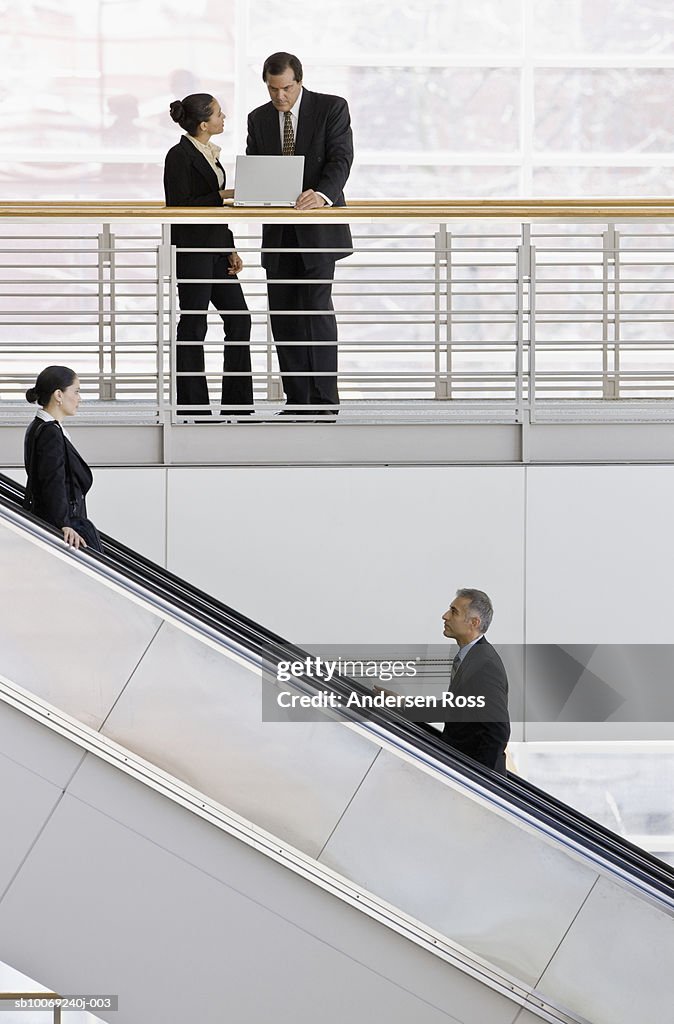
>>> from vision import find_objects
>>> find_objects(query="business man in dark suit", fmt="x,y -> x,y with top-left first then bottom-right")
246,52 -> 353,416
436,589 -> 511,774
164,94 -> 252,417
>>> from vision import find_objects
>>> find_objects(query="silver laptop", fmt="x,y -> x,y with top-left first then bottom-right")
233,155 -> 305,207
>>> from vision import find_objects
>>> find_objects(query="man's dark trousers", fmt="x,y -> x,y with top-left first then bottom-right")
266,225 -> 338,408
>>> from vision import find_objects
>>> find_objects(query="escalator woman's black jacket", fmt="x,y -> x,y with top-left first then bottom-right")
24,418 -> 93,529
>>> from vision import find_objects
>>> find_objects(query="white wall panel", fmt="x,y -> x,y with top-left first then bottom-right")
88,468 -> 167,567
526,466 -> 674,644
0,753 -> 64,898
166,467 -> 526,645
100,620 -> 380,857
538,875 -> 674,1024
319,748 -> 598,986
0,700 -> 84,787
14,462 -> 674,650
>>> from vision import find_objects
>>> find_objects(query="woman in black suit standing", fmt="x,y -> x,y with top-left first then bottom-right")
24,366 -> 102,552
164,94 -> 253,418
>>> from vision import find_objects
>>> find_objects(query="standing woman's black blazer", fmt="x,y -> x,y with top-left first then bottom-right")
163,135 -> 235,252
24,418 -> 93,529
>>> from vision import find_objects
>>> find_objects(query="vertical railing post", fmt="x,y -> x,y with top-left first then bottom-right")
265,306 -> 283,402
516,223 -> 533,422
433,222 -> 443,399
614,227 -> 621,399
603,223 -> 618,399
96,223 -> 113,400
108,226 -> 117,399
434,223 -> 451,399
261,224 -> 283,403
528,232 -> 536,421
157,223 -> 172,424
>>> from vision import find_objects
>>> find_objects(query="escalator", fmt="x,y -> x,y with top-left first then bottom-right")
0,472 -> 672,1024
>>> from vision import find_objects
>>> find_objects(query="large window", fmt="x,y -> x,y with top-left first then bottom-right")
2,0 -> 673,199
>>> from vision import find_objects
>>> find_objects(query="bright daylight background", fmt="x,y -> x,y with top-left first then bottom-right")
1,0 -> 674,199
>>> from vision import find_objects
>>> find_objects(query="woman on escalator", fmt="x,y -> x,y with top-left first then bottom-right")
23,365 -> 102,552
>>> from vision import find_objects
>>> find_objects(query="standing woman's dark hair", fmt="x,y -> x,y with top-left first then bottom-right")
23,367 -> 102,552
163,92 -> 253,418
169,94 -> 216,137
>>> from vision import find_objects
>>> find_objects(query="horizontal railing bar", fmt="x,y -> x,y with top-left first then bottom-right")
0,281 -> 158,287
0,234 -> 101,239
0,247 -> 158,254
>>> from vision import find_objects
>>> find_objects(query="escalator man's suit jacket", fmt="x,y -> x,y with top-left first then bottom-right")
440,636 -> 511,774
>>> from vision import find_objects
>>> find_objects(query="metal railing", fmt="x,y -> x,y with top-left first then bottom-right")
1,200 -> 674,424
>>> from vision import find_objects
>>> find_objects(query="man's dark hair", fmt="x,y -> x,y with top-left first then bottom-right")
456,589 -> 494,632
263,52 -> 303,83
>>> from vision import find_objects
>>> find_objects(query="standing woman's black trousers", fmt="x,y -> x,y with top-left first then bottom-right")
176,250 -> 253,415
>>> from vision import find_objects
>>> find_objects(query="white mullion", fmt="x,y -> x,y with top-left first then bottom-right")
520,0 -> 535,196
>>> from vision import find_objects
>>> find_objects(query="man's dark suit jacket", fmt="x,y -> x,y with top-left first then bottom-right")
439,636 -> 511,774
24,419 -> 93,529
163,135 -> 235,252
246,88 -> 354,270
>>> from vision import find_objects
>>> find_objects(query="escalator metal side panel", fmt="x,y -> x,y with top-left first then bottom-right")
318,745 -> 600,986
0,702 -> 534,1024
0,519 -> 163,729
537,874 -> 674,1024
98,617 -> 381,858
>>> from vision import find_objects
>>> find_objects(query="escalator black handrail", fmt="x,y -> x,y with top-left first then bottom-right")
1,471 -> 673,903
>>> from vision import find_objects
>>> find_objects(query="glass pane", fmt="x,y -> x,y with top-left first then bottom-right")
352,165 -> 520,198
0,0 -> 237,200
296,67 -> 520,152
247,0 -> 522,55
533,165 -> 674,197
5,2 -> 674,206
535,69 -> 674,152
534,0 -> 674,55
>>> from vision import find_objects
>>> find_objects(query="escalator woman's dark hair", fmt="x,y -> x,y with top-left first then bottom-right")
26,366 -> 77,407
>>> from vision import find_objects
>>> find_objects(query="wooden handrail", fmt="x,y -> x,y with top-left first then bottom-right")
1,198 -> 674,219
